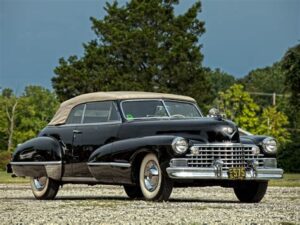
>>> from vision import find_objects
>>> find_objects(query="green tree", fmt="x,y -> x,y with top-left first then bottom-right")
257,106 -> 290,145
52,0 -> 212,108
0,89 -> 18,151
215,84 -> 260,133
14,86 -> 59,145
282,43 -> 300,128
208,68 -> 236,100
278,131 -> 300,172
0,99 -> 6,149
0,86 -> 59,151
239,62 -> 286,107
277,43 -> 300,172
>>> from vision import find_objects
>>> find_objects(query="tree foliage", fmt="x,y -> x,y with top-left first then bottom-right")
0,89 -> 18,151
215,84 -> 259,133
282,44 -> 300,108
208,68 -> 236,101
240,62 -> 285,94
281,43 -> 300,129
239,62 -> 286,107
52,0 -> 212,107
0,86 -> 59,151
257,106 -> 290,145
215,84 -> 290,145
278,131 -> 300,172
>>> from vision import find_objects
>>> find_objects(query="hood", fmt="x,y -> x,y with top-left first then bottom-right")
118,117 -> 239,143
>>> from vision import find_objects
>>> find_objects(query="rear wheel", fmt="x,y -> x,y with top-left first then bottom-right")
234,181 -> 268,203
30,176 -> 59,200
139,153 -> 173,201
123,185 -> 143,199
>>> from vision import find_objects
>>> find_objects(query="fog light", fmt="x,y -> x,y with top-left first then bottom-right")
190,146 -> 198,155
170,159 -> 188,167
263,158 -> 277,168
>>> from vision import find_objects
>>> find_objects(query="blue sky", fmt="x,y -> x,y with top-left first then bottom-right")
0,0 -> 299,93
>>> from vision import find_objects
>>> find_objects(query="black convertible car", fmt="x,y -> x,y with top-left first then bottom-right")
7,91 -> 283,202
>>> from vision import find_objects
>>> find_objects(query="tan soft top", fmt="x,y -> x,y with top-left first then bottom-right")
49,91 -> 196,125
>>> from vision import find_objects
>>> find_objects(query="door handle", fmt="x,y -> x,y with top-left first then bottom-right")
73,129 -> 82,134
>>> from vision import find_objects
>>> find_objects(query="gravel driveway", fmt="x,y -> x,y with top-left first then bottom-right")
0,184 -> 299,225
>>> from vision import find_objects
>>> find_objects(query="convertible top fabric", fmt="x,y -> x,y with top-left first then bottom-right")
49,91 -> 196,125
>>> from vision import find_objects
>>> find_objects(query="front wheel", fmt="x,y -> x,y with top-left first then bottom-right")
139,153 -> 173,201
233,181 -> 268,203
123,185 -> 143,199
30,176 -> 60,200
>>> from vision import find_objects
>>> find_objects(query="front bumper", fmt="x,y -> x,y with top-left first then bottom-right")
166,166 -> 283,180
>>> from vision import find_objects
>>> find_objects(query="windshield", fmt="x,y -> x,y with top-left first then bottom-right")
121,100 -> 201,120
164,101 -> 201,118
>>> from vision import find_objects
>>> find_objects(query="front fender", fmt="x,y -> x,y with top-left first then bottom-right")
240,135 -> 268,146
10,137 -> 63,180
87,135 -> 178,184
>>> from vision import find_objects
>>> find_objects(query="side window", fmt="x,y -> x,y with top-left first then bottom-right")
66,104 -> 84,124
83,101 -> 120,124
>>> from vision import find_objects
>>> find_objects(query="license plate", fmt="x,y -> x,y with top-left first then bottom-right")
228,167 -> 246,179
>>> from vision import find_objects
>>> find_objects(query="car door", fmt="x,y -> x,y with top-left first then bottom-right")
57,104 -> 85,177
71,101 -> 121,177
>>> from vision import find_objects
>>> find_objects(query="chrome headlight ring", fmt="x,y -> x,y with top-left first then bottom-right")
171,137 -> 189,155
262,137 -> 277,154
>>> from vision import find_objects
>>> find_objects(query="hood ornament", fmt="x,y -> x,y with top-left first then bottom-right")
208,108 -> 226,120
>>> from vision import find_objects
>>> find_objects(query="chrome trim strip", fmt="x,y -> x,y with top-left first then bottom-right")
10,161 -> 62,166
191,143 -> 256,148
80,104 -> 87,124
238,128 -> 253,136
61,177 -> 98,182
161,100 -> 171,117
87,162 -> 131,168
59,121 -> 122,127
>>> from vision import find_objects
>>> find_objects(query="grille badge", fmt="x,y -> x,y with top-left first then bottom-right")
223,126 -> 234,135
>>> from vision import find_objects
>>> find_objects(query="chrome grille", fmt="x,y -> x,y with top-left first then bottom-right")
186,144 -> 264,170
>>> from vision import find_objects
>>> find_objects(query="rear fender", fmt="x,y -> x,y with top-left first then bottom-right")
10,137 -> 63,180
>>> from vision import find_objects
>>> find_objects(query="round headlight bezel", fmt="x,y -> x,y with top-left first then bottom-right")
171,137 -> 189,155
262,137 -> 277,154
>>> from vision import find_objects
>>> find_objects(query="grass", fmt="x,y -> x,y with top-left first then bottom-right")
0,170 -> 28,184
0,170 -> 299,187
269,173 -> 300,187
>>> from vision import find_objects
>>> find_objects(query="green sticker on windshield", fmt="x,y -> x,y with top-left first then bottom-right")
126,114 -> 134,120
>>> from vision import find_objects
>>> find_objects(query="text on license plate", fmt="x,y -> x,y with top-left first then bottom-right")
228,167 -> 246,179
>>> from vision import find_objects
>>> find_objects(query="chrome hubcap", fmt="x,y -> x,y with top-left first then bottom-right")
144,160 -> 159,192
33,177 -> 47,190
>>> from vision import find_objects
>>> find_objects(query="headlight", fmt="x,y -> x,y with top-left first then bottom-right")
171,137 -> 189,154
262,137 -> 277,154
